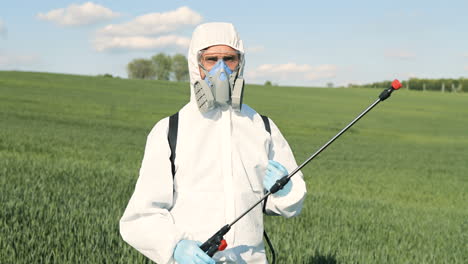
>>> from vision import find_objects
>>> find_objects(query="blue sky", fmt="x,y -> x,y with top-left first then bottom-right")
1,0 -> 467,87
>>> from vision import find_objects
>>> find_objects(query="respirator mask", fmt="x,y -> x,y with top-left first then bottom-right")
194,49 -> 245,113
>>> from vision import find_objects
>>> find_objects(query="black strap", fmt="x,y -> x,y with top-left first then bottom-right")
259,115 -> 276,264
261,114 -> 272,213
260,115 -> 271,135
168,112 -> 179,177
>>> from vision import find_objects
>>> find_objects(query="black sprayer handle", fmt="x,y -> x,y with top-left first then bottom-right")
269,176 -> 290,194
199,224 -> 230,257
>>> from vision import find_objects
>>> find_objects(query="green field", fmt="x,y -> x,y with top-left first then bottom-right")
0,71 -> 466,263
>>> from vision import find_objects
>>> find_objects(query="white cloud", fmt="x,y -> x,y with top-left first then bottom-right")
464,65 -> 468,71
93,35 -> 191,52
306,64 -> 338,80
93,6 -> 202,52
384,49 -> 416,59
247,63 -> 338,84
97,6 -> 202,36
463,53 -> 468,58
37,2 -> 120,26
0,19 -> 7,38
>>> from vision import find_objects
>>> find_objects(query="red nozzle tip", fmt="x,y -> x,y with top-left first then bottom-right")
218,239 -> 227,251
392,79 -> 402,90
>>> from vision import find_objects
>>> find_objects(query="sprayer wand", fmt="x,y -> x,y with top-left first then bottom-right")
200,79 -> 403,258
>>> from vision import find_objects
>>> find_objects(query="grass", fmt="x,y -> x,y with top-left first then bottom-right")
0,71 -> 467,263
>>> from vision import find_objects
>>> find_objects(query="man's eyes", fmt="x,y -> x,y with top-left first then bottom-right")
205,56 -> 238,62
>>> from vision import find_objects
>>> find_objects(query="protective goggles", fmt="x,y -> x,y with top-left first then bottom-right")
198,50 -> 242,71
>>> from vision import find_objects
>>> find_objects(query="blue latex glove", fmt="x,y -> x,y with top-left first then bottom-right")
263,160 -> 292,197
174,240 -> 215,264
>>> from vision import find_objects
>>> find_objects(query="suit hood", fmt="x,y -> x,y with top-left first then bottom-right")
187,22 -> 245,103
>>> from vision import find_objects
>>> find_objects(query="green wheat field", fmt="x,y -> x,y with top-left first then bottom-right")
1,71 -> 467,263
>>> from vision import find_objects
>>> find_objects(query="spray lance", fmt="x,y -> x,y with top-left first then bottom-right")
200,79 -> 403,258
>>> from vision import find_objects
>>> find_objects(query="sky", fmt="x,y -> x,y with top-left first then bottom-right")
1,0 -> 467,87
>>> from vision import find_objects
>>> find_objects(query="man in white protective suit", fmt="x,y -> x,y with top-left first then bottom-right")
120,22 -> 307,264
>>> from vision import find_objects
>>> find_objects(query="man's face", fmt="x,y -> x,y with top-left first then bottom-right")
198,45 -> 240,79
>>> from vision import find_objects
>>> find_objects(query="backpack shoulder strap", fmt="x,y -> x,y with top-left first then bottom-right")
259,114 -> 277,263
260,114 -> 271,135
261,113 -> 272,213
168,112 -> 179,177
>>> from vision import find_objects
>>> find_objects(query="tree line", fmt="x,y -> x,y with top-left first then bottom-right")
351,77 -> 468,92
127,53 -> 189,81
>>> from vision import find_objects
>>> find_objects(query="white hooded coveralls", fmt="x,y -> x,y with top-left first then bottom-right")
120,23 -> 307,264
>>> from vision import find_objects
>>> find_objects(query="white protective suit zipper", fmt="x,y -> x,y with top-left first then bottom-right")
221,108 -> 236,246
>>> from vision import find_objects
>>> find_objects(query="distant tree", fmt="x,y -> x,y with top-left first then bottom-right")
127,59 -> 156,79
326,82 -> 334,88
348,77 -> 468,93
264,80 -> 272,86
152,53 -> 172,80
97,73 -> 113,78
172,54 -> 189,81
